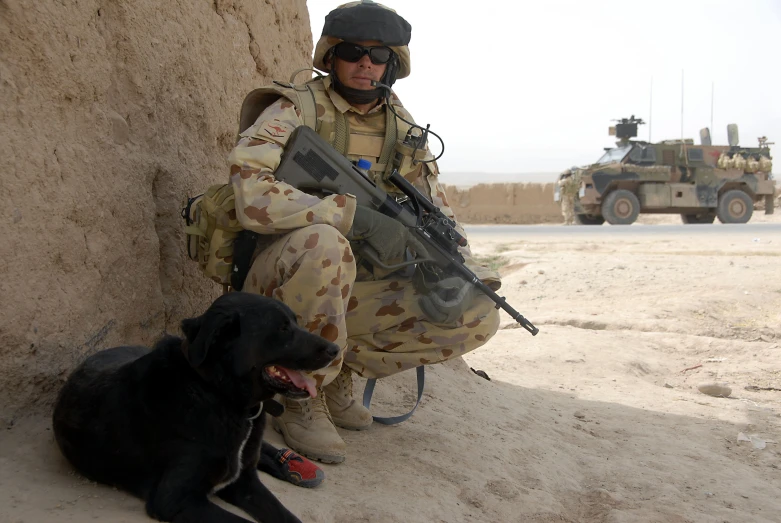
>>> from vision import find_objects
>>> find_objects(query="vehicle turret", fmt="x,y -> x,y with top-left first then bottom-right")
609,115 -> 645,146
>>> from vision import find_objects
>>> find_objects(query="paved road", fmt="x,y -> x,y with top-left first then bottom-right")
465,223 -> 781,237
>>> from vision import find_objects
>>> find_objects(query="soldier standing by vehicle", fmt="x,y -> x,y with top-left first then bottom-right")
558,171 -> 579,225
227,1 -> 501,464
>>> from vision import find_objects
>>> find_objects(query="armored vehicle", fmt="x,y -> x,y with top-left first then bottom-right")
555,117 -> 775,225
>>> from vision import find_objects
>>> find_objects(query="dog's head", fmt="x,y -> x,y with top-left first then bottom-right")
180,293 -> 340,403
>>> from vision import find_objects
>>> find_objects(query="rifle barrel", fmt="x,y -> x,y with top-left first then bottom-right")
454,263 -> 539,336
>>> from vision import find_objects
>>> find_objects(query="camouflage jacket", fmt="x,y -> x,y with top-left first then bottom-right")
559,172 -> 580,197
228,76 -> 500,287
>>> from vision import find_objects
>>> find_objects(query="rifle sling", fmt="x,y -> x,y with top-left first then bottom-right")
362,365 -> 425,425
230,229 -> 260,292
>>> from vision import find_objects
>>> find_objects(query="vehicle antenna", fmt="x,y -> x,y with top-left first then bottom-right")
710,81 -> 714,141
648,76 -> 653,142
681,70 -> 688,165
680,70 -> 684,141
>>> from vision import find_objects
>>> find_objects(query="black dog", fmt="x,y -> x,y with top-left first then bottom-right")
53,292 -> 339,523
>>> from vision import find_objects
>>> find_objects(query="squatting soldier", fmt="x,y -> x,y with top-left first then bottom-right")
228,1 -> 501,463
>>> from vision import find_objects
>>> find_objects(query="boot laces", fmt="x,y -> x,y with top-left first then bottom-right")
335,366 -> 353,396
285,394 -> 330,422
307,389 -> 334,423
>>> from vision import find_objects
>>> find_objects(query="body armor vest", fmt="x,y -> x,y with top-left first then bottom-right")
238,75 -> 427,196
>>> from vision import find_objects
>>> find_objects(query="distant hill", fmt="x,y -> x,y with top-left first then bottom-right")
440,171 -> 559,187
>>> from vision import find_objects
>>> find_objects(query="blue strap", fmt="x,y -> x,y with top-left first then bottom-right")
362,366 -> 425,425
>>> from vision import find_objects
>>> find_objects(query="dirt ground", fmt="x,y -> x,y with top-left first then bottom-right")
2,213 -> 780,523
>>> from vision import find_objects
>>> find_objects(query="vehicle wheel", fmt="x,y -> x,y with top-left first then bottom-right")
716,190 -> 753,224
601,189 -> 640,225
681,212 -> 716,224
574,214 -> 605,225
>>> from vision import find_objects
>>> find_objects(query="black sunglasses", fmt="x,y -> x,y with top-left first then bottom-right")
333,42 -> 394,65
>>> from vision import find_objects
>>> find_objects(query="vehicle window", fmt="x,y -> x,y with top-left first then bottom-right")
595,145 -> 632,165
628,146 -> 657,163
687,148 -> 704,162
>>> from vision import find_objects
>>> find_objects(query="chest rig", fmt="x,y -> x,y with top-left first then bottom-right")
239,74 -> 427,195
308,78 -> 428,194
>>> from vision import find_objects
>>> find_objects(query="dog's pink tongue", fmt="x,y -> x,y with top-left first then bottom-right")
279,368 -> 318,398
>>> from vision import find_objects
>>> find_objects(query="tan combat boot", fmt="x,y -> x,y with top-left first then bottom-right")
273,392 -> 346,464
324,366 -> 373,431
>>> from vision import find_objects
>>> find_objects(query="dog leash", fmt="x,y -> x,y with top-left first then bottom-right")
247,402 -> 264,420
361,365 -> 424,425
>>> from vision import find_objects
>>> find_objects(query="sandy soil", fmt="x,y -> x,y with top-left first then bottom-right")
2,214 -> 780,523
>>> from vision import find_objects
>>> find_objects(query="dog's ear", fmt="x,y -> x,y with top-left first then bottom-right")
183,311 -> 241,368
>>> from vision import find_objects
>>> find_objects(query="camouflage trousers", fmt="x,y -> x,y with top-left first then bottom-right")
244,224 -> 500,388
561,195 -> 575,225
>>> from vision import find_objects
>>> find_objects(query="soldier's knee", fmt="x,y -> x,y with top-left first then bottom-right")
293,224 -> 356,273
484,307 -> 500,337
297,224 -> 349,248
464,296 -> 500,337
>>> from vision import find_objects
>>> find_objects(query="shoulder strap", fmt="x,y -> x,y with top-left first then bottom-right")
303,79 -> 349,154
287,69 -> 320,133
380,107 -> 398,178
236,70 -> 324,140
237,87 -> 290,139
332,111 -> 349,156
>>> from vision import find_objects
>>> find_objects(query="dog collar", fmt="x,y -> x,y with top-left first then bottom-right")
247,402 -> 263,421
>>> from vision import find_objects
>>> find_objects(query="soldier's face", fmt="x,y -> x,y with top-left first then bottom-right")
329,40 -> 388,91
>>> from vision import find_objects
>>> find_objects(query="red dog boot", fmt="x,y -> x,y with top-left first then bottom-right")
259,443 -> 325,488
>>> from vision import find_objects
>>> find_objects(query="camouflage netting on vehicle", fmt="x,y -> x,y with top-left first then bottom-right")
717,153 -> 773,173
718,153 -> 747,170
746,156 -> 773,173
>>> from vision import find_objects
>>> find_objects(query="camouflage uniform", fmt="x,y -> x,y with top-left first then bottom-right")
229,76 -> 501,389
559,173 -> 579,225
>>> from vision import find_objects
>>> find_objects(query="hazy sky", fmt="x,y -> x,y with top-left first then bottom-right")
306,0 -> 781,174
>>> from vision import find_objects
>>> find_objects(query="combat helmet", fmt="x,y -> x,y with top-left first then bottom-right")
313,0 -> 411,101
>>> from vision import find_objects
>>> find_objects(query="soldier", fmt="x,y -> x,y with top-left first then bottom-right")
558,171 -> 579,225
228,0 -> 501,464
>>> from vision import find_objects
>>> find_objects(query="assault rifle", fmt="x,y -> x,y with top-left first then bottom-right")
245,125 -> 538,335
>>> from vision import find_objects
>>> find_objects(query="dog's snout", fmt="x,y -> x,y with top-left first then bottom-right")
292,329 -> 342,369
322,340 -> 340,361
301,330 -> 340,358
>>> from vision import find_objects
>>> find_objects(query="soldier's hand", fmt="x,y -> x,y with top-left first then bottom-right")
347,205 -> 428,263
418,275 -> 477,325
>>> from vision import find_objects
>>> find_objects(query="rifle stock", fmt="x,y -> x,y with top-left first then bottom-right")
275,125 -> 538,336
